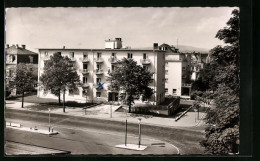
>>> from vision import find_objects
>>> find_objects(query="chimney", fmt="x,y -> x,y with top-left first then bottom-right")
153,43 -> 158,50
22,45 -> 26,49
6,44 -> 9,48
63,46 -> 65,49
16,44 -> 19,48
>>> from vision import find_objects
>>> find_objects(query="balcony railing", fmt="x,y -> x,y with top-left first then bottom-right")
80,69 -> 89,74
95,69 -> 103,75
94,57 -> 103,63
182,83 -> 192,87
79,57 -> 90,62
108,56 -> 118,64
140,59 -> 151,65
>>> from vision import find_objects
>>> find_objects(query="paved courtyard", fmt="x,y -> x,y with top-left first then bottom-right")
5,99 -> 206,128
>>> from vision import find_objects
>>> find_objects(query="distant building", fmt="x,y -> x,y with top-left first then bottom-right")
37,38 -> 166,105
5,44 -> 38,95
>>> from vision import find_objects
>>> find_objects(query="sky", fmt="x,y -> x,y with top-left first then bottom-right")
5,7 -> 237,52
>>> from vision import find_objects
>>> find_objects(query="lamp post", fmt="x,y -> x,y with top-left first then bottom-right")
138,118 -> 142,148
48,108 -> 51,132
125,108 -> 128,146
194,108 -> 197,123
110,100 -> 113,118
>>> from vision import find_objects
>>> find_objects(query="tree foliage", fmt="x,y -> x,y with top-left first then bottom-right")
40,53 -> 80,112
107,58 -> 153,112
9,63 -> 37,108
200,9 -> 240,154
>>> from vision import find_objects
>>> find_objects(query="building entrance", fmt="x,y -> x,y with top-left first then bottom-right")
108,92 -> 118,102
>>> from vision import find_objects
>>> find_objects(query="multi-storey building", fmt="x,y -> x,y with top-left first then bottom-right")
37,38 -> 165,105
160,43 -> 191,98
5,44 -> 38,95
161,43 -> 210,99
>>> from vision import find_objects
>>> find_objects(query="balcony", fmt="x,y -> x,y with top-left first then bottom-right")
80,69 -> 89,74
41,55 -> 50,60
182,83 -> 192,87
94,57 -> 103,63
165,57 -> 182,61
79,57 -> 90,63
82,83 -> 89,88
108,56 -> 118,64
69,57 -> 76,61
140,59 -> 151,65
95,69 -> 103,75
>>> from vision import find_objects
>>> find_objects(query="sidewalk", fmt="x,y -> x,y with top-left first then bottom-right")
5,100 -> 206,128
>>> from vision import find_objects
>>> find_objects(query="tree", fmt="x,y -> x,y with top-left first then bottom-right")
107,58 -> 153,112
9,63 -> 37,108
40,53 -> 80,112
200,9 -> 240,154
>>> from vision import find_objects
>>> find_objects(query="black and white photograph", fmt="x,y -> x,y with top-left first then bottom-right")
5,7 -> 240,155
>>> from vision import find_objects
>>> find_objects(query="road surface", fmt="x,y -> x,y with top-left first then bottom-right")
5,109 -> 205,155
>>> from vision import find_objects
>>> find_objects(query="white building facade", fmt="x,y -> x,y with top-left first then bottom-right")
37,39 -> 165,105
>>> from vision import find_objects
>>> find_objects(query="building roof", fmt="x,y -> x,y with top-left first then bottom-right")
5,45 -> 38,55
37,48 -> 165,52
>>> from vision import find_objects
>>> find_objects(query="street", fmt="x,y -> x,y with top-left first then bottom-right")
5,109 -> 205,155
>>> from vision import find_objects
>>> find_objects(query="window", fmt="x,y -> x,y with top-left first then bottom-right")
182,67 -> 186,70
97,64 -> 101,70
165,70 -> 168,74
143,53 -> 147,59
96,78 -> 101,84
165,88 -> 168,93
97,52 -> 102,58
57,52 -> 61,56
142,95 -> 148,102
83,77 -> 87,83
111,65 -> 115,71
112,53 -> 116,57
9,55 -> 15,63
173,89 -> 177,94
127,53 -> 133,59
83,63 -> 88,69
96,92 -> 101,98
83,53 -> 88,58
9,69 -> 13,77
82,89 -> 87,97
29,56 -> 33,63
165,78 -> 168,82
143,65 -> 149,71
70,52 -> 74,58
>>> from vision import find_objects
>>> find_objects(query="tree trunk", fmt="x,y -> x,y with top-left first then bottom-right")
128,94 -> 132,113
21,91 -> 24,108
63,90 -> 65,113
58,92 -> 61,105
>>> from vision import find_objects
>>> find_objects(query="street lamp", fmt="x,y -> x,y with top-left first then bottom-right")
138,117 -> 142,148
48,108 -> 51,132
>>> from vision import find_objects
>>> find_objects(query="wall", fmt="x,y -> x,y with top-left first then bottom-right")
165,61 -> 182,96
